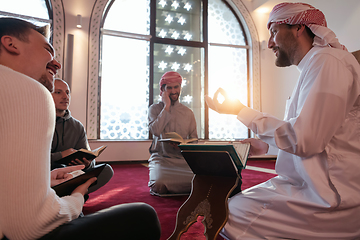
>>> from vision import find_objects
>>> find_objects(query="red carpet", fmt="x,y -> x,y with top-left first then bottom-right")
83,160 -> 276,239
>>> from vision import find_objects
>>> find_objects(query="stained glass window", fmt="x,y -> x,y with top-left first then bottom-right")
100,0 -> 249,140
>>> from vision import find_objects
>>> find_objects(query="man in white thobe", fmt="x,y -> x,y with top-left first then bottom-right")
148,71 -> 198,195
207,2 -> 360,239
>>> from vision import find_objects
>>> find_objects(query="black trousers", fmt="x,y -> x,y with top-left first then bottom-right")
3,203 -> 161,240
40,202 -> 161,240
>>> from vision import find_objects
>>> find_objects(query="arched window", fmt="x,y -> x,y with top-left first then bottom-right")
90,0 -> 260,140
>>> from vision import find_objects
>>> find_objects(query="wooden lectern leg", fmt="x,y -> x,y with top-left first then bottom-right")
168,175 -> 239,240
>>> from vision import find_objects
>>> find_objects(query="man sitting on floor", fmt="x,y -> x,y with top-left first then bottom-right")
148,71 -> 198,195
51,78 -> 113,193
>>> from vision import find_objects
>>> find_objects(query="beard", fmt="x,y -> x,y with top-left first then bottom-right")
38,74 -> 54,92
170,93 -> 179,104
275,48 -> 292,67
275,32 -> 298,67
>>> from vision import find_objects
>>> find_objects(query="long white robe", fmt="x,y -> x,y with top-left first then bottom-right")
222,46 -> 360,239
148,101 -> 198,194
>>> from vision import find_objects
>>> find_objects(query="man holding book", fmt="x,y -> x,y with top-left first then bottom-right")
206,2 -> 360,239
148,71 -> 198,195
50,78 -> 113,193
51,78 -> 92,169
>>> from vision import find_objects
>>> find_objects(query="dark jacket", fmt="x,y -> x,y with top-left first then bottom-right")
51,110 -> 90,168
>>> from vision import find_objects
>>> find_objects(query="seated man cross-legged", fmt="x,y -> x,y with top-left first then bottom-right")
51,78 -> 113,194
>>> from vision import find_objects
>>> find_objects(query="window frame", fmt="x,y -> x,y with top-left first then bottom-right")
87,0 -> 261,140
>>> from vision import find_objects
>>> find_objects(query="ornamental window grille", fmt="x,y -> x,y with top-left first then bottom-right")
100,0 -> 250,140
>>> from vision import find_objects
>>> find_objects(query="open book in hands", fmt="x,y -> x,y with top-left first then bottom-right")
56,145 -> 107,165
52,163 -> 106,197
159,132 -> 198,144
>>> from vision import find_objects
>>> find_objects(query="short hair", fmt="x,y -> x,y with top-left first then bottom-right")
0,17 -> 50,43
54,78 -> 71,90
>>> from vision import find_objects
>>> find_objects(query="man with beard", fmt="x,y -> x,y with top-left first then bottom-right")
0,18 -> 160,240
148,71 -> 198,195
206,2 -> 360,239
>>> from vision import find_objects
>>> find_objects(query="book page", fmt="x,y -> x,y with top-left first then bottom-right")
163,132 -> 184,142
78,148 -> 93,155
161,132 -> 198,144
203,141 -> 250,166
69,170 -> 85,178
91,145 -> 107,156
232,142 -> 250,166
183,138 -> 198,144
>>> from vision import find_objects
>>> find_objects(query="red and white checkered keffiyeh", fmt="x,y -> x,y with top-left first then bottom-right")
159,71 -> 183,95
267,2 -> 347,51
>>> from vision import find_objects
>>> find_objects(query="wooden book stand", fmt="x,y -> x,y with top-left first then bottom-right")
167,174 -> 239,240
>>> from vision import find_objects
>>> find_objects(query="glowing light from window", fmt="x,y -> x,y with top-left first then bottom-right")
184,63 -> 192,72
165,14 -> 173,24
182,95 -> 193,104
158,61 -> 167,70
171,1 -> 180,9
178,16 -> 186,25
183,32 -> 192,41
171,62 -> 180,71
171,31 -> 180,39
165,46 -> 174,54
177,47 -> 186,56
182,79 -> 187,87
159,29 -> 167,38
158,0 -> 167,8
184,2 -> 192,11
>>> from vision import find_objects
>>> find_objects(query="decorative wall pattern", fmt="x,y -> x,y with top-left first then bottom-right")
50,0 -> 65,79
87,0 -> 111,139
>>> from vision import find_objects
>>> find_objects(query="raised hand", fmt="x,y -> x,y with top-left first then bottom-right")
206,88 -> 245,115
162,90 -> 171,111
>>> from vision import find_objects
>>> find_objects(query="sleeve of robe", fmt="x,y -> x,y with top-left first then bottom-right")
148,103 -> 172,137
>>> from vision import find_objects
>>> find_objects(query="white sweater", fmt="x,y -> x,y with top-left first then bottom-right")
0,65 -> 84,240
